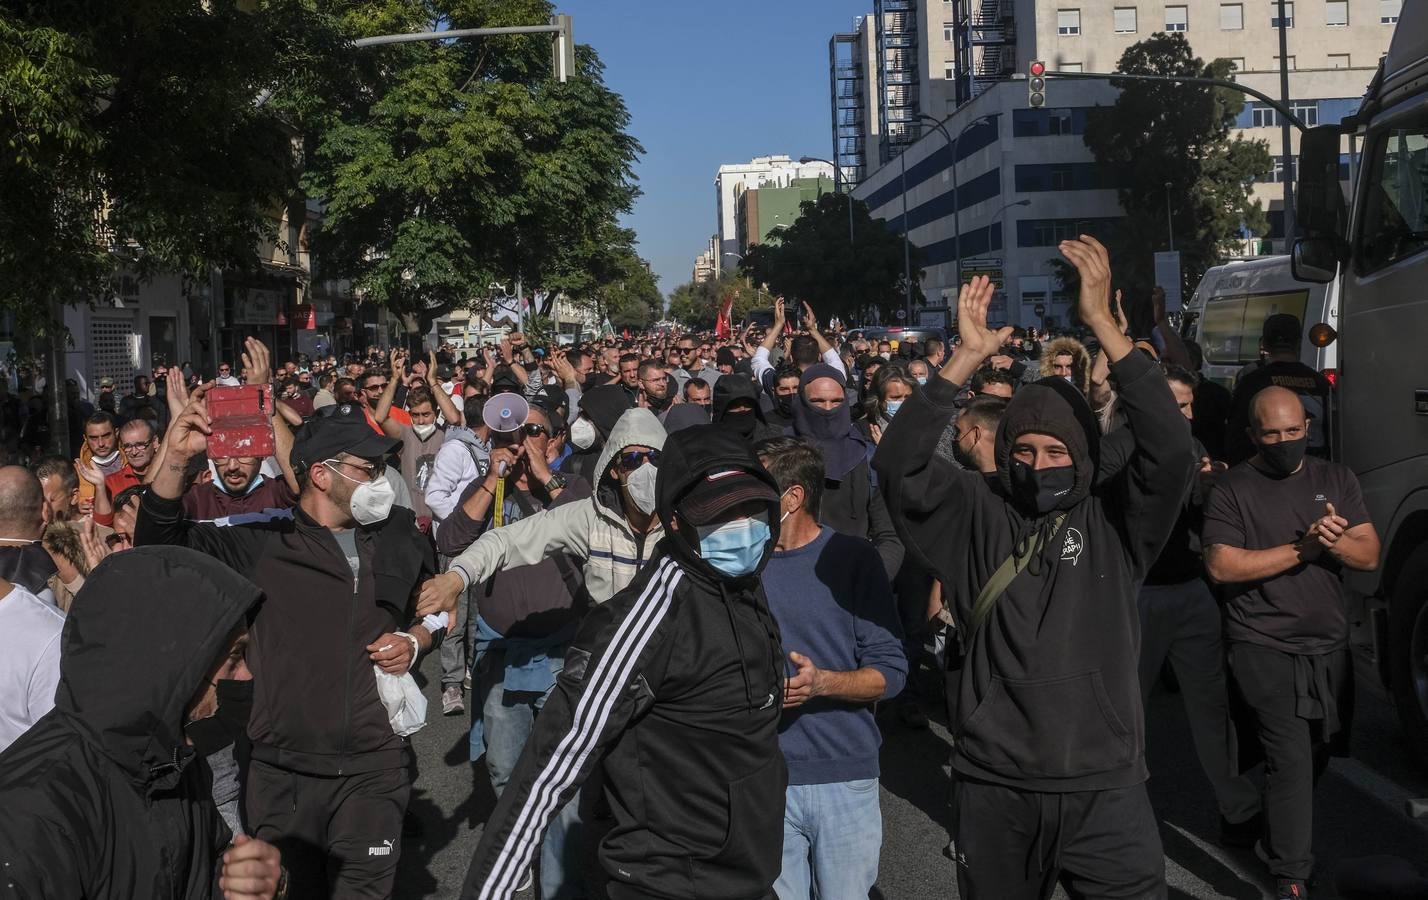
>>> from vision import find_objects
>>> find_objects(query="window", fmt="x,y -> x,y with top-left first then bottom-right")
943,22 -> 954,42
1057,9 -> 1081,35
1049,165 -> 1074,190
1252,104 -> 1279,127
1277,55 -> 1297,70
1292,101 -> 1319,126
1113,6 -> 1138,32
1325,0 -> 1348,25
1227,57 -> 1246,72
944,58 -> 956,79
1220,3 -> 1244,28
1358,121 -> 1428,271
1381,0 -> 1400,23
1166,5 -> 1189,30
1048,108 -> 1074,135
1328,53 -> 1351,68
1060,62 -> 1084,72
1271,2 -> 1294,27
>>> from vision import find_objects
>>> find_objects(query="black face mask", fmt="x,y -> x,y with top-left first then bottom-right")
184,678 -> 254,756
721,409 -> 757,438
952,428 -> 979,471
646,391 -> 673,413
774,395 -> 794,419
1257,436 -> 1307,477
1009,459 -> 1075,515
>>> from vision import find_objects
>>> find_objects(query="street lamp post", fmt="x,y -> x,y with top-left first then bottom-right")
900,148 -> 912,322
1164,181 -> 1175,251
918,113 -> 991,293
800,156 -> 854,249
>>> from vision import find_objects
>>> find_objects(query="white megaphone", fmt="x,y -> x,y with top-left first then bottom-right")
482,393 -> 530,475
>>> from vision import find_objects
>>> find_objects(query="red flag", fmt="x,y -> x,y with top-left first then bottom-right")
622,327 -> 631,340
714,293 -> 734,340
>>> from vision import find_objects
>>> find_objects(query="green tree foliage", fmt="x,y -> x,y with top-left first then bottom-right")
666,271 -> 765,330
0,1 -> 315,327
737,193 -> 922,324
1082,33 -> 1271,299
298,0 -> 645,336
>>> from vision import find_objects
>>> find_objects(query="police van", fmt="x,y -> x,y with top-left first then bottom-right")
1290,3 -> 1428,762
1182,256 -> 1339,391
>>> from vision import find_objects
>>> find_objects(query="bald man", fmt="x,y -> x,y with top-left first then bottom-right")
0,466 -> 57,603
1202,386 -> 1380,896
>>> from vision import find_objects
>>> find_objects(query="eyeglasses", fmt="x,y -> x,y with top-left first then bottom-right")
618,449 -> 661,471
120,439 -> 153,452
324,458 -> 379,480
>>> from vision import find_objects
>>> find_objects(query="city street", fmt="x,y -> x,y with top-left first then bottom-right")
396,647 -> 1428,899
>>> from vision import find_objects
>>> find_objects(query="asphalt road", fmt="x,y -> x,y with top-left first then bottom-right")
395,649 -> 1428,899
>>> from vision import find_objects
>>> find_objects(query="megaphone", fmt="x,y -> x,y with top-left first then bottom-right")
482,393 -> 530,476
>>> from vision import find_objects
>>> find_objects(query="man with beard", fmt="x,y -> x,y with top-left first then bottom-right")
75,412 -> 126,513
137,396 -> 438,899
1204,386 -> 1380,898
637,358 -> 677,420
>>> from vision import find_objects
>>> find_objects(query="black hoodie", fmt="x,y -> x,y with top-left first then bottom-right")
873,351 -> 1192,792
463,425 -> 787,900
713,372 -> 784,443
0,546 -> 260,898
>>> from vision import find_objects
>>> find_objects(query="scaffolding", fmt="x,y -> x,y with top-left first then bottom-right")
875,0 -> 920,163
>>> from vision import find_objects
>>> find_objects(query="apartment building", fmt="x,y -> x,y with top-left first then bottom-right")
844,0 -> 1399,327
713,156 -> 834,276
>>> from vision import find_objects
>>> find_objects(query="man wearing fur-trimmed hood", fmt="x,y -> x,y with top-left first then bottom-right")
1038,336 -> 1093,397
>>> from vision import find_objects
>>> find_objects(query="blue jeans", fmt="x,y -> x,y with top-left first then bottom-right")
775,779 -> 882,900
475,648 -> 587,898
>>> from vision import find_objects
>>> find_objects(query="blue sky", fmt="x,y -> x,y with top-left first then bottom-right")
561,0 -> 873,299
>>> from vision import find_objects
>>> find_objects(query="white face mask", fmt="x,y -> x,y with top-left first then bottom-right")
412,423 -> 438,440
624,462 -> 658,515
570,416 -> 597,450
327,463 -> 396,525
91,448 -> 120,467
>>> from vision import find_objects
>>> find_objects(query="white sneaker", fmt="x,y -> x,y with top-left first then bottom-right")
441,684 -> 465,716
516,869 -> 533,892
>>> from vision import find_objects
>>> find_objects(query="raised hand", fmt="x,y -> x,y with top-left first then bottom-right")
800,301 -> 820,333
164,365 -> 190,421
165,382 -> 214,461
1059,236 -> 1114,329
955,275 -> 1013,359
241,337 -> 272,387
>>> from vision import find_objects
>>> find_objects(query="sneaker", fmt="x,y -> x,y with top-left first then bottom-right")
442,684 -> 465,716
1275,878 -> 1308,899
1219,810 -> 1263,847
516,869 -> 533,892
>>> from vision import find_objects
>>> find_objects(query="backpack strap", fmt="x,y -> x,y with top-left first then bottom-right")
969,512 -> 1067,631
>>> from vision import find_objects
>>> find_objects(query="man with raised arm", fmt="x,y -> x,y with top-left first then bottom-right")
873,236 -> 1193,899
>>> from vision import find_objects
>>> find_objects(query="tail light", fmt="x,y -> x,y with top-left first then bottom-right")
1324,368 -> 1338,389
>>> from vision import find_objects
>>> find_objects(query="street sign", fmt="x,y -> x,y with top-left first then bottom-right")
1034,303 -> 1046,317
1154,251 -> 1183,313
961,257 -> 1005,286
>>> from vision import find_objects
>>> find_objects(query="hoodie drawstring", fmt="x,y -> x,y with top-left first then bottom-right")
720,583 -> 756,709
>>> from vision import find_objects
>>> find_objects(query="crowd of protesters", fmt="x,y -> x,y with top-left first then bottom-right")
0,234 -> 1390,900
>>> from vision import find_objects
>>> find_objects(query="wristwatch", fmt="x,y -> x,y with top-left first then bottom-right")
544,473 -> 567,494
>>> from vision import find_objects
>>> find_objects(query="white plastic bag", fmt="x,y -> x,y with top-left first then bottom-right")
374,665 -> 428,737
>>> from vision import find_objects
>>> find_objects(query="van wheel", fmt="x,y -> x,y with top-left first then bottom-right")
1389,546 -> 1428,769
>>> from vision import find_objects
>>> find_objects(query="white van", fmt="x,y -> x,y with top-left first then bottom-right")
1182,256 -> 1339,391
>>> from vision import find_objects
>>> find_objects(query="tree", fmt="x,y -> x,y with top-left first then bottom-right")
666,271 -> 762,330
1082,33 -> 1271,299
296,0 -> 643,339
737,193 -> 922,324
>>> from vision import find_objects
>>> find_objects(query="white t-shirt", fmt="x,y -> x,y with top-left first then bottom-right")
0,584 -> 64,752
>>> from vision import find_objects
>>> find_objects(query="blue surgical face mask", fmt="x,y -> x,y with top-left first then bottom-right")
916,377 -> 928,386
885,399 -> 903,418
696,512 -> 771,578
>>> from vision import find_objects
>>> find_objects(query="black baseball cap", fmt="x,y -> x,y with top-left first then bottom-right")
1261,313 -> 1302,352
678,468 -> 779,526
290,403 -> 399,471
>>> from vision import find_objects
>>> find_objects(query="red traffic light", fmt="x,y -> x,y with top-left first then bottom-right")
1030,60 -> 1046,77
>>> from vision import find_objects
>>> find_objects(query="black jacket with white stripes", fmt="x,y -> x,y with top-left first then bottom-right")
463,425 -> 787,900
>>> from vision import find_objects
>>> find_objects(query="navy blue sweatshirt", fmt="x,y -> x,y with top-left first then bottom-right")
763,527 -> 907,785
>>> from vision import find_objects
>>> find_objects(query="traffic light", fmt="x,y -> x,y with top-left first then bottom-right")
1028,60 -> 1047,108
551,14 -> 575,83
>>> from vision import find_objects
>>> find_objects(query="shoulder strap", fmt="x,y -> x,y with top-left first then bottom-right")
970,513 -> 1067,631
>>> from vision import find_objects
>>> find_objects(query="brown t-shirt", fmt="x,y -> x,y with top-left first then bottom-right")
1202,456 -> 1371,653
399,426 -> 446,521
182,477 -> 297,522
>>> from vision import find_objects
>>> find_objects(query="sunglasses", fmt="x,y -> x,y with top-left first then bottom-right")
519,423 -> 552,438
618,449 -> 661,471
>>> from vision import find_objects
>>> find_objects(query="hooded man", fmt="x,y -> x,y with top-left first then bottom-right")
713,372 -> 784,443
789,363 -> 903,580
0,546 -> 284,899
1037,336 -> 1093,396
873,237 -> 1192,899
461,425 -> 788,900
136,395 -> 439,899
